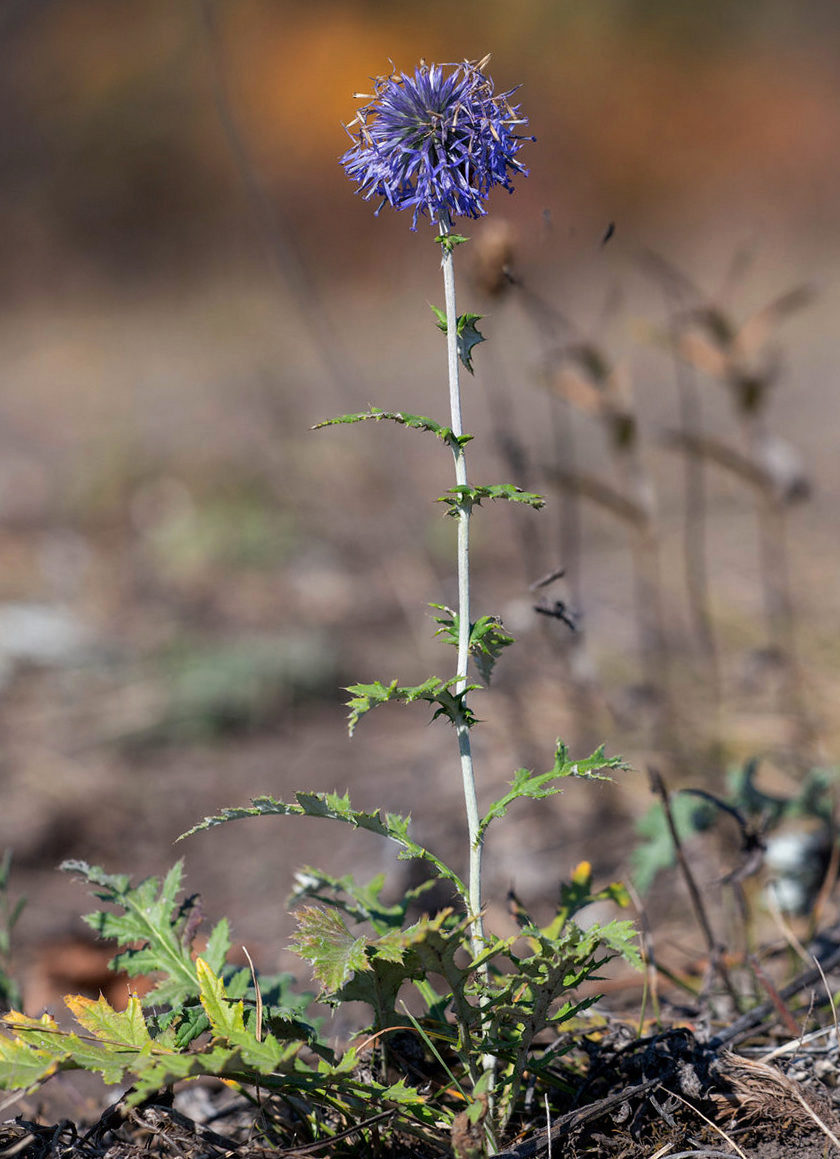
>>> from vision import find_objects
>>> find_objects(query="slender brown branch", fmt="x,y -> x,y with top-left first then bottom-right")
649,769 -> 740,1007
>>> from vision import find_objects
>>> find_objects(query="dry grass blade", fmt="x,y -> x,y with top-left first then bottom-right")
666,1089 -> 747,1159
645,1143 -> 674,1158
714,1050 -> 840,1150
811,953 -> 839,1051
664,1152 -> 753,1158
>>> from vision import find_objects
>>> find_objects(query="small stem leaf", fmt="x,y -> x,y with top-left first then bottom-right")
314,406 -> 472,450
430,307 -> 486,374
470,616 -> 514,685
437,483 -> 545,516
430,604 -> 458,649
431,607 -> 514,684
478,743 -> 624,842
430,303 -> 447,331
454,313 -> 485,374
435,232 -> 470,252
345,676 -> 479,734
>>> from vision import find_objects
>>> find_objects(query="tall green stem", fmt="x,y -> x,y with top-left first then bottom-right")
439,217 -> 499,1151
439,218 -> 484,954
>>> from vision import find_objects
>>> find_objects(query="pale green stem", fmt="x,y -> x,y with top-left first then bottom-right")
439,219 -> 498,1149
439,217 -> 483,951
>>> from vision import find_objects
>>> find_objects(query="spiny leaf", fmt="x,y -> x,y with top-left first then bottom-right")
0,1015 -> 62,1089
65,993 -> 151,1051
434,232 -> 470,252
468,615 -> 514,684
431,606 -> 514,684
328,911 -> 469,1027
478,743 -> 623,841
289,867 -> 438,935
203,918 -> 231,975
313,406 -> 472,450
61,860 -> 201,1007
344,676 -> 478,734
430,306 -> 486,374
182,792 -> 466,895
437,483 -> 545,516
290,907 -> 371,995
196,957 -> 246,1040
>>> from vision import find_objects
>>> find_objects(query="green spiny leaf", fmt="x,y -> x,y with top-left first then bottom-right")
203,918 -> 231,975
479,743 -> 622,841
344,676 -> 478,734
430,307 -> 486,374
61,860 -> 200,1007
434,232 -> 469,252
0,1014 -> 62,1089
313,406 -> 472,450
437,483 -> 545,516
65,993 -> 151,1050
432,607 -> 515,684
289,867 -> 438,935
183,793 -> 466,895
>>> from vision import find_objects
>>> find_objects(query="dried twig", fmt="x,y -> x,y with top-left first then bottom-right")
649,770 -> 740,1007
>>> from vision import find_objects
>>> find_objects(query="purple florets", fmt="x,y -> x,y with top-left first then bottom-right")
341,58 -> 532,230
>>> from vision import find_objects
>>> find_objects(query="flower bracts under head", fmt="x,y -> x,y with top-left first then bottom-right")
341,57 -> 532,229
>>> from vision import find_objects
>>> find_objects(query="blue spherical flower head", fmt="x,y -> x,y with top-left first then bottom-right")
341,57 -> 532,230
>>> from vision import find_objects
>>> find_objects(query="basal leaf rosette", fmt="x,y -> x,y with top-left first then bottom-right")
341,57 -> 532,229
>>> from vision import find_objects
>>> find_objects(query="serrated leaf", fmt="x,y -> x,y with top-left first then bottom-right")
589,919 -> 641,968
434,232 -> 469,252
469,615 -> 514,684
0,1015 -> 62,1089
431,607 -> 514,685
183,792 -> 466,897
313,406 -> 472,450
479,742 -> 622,841
344,676 -> 478,735
437,483 -> 545,516
289,867 -> 438,936
65,993 -> 151,1050
330,910 -> 465,1028
290,907 -> 371,995
430,307 -> 486,373
196,957 -> 246,1039
380,1075 -> 431,1103
203,918 -> 231,975
62,860 -> 200,1007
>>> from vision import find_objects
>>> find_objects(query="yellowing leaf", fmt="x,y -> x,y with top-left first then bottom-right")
196,957 -> 246,1039
64,993 -> 152,1049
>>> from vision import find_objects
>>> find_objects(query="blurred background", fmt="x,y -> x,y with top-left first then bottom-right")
2,0 -> 840,1012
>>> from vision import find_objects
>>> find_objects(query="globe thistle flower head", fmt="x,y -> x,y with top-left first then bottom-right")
341,57 -> 532,230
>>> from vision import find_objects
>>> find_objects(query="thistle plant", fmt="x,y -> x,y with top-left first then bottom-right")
0,57 -> 639,1156
341,56 -> 533,953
